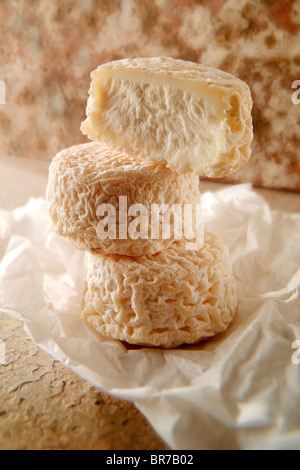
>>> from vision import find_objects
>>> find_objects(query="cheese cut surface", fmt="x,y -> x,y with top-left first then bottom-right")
81,57 -> 253,178
46,142 -> 201,257
82,230 -> 237,349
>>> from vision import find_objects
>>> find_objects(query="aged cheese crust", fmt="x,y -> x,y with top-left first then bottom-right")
82,230 -> 237,349
81,57 -> 253,178
46,142 -> 201,257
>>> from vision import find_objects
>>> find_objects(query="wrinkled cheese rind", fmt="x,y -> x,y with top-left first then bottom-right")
46,142 -> 201,257
81,57 -> 253,178
82,230 -> 237,349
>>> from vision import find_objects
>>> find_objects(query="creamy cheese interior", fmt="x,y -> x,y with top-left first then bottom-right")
81,69 -> 231,175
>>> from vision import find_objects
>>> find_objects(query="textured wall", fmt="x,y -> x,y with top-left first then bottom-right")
0,0 -> 300,190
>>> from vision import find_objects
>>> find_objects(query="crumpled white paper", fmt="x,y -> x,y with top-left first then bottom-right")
1,183 -> 300,450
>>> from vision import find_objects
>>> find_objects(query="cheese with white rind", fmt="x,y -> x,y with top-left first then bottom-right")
46,142 -> 201,257
81,57 -> 253,178
82,230 -> 237,349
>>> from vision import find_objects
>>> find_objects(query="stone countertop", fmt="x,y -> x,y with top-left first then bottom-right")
0,154 -> 299,450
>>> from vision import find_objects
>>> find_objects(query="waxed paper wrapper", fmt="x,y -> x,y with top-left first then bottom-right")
0,183 -> 300,450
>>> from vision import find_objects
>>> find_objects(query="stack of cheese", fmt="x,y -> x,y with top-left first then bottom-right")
47,57 -> 253,348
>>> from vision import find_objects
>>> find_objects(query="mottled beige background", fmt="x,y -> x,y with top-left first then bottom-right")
0,0 -> 300,190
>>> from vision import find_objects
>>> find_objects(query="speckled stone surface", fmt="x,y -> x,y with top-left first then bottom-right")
0,0 -> 299,189
0,312 -> 169,450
